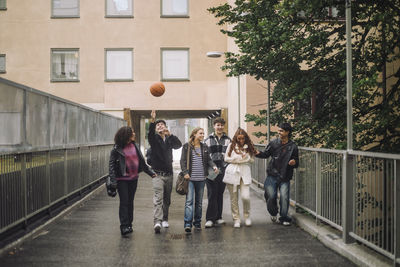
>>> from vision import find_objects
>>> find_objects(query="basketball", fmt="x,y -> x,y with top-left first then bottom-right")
150,82 -> 165,97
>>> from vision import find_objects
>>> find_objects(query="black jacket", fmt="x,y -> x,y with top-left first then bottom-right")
109,142 -> 155,184
256,138 -> 299,182
180,142 -> 216,177
148,122 -> 182,173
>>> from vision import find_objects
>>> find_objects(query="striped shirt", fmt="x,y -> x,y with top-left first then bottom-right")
190,147 -> 205,181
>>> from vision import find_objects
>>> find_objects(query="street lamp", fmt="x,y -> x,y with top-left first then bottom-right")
206,51 -> 241,129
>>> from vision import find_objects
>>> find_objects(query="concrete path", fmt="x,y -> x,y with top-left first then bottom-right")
1,173 -> 355,266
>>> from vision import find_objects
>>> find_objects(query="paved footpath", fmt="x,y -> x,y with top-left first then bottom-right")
1,173 -> 355,267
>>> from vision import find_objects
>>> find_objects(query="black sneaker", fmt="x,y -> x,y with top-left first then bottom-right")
194,224 -> 201,230
121,226 -> 130,236
154,223 -> 161,234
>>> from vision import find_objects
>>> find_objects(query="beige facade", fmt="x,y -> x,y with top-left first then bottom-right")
0,0 -> 269,142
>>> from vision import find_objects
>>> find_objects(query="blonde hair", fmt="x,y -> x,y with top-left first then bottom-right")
189,127 -> 203,145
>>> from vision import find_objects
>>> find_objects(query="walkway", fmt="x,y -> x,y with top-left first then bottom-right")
1,173 -> 355,266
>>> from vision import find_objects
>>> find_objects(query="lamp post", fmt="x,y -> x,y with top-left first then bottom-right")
206,51 -> 241,129
345,0 -> 353,151
343,0 -> 355,245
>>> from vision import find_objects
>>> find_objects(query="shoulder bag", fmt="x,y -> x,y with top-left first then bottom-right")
176,145 -> 190,195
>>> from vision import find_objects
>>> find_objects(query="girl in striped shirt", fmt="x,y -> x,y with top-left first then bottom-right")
180,127 -> 218,232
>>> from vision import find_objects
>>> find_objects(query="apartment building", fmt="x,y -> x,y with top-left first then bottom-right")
0,0 -> 269,144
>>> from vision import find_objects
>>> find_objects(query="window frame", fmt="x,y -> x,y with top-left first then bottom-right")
105,0 -> 134,18
160,48 -> 190,82
104,48 -> 134,82
0,54 -> 6,73
51,48 -> 80,82
160,0 -> 189,18
51,0 -> 80,18
0,0 -> 7,10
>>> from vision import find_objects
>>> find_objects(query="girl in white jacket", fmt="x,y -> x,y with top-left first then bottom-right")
223,128 -> 256,228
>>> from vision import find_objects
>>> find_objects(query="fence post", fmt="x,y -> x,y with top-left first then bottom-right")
21,153 -> 27,227
64,149 -> 68,198
46,151 -> 51,205
342,151 -> 355,243
316,152 -> 322,224
394,160 -> 400,267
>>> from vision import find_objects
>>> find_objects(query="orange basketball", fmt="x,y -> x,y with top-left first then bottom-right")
150,82 -> 165,97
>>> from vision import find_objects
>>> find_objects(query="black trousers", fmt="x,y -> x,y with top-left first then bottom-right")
117,179 -> 138,228
205,170 -> 226,222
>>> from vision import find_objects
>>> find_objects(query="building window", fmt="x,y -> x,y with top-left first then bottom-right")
0,0 -> 6,10
161,0 -> 188,17
161,48 -> 189,81
51,49 -> 79,82
326,7 -> 339,18
106,0 -> 133,17
0,54 -> 5,73
52,0 -> 79,18
105,49 -> 133,81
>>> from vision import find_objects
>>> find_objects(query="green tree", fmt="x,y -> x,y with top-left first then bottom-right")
209,0 -> 400,152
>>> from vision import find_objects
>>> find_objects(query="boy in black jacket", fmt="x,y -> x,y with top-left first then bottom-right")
256,122 -> 299,226
148,110 -> 182,233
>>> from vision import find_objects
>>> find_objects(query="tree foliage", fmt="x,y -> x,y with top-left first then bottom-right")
209,0 -> 400,152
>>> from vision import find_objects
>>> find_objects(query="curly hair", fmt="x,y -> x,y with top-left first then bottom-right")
227,128 -> 256,157
114,126 -> 133,148
213,117 -> 225,126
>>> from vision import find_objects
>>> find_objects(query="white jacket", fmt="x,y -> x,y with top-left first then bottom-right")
223,143 -> 254,188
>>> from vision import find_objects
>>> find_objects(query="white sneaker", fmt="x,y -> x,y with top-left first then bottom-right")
233,221 -> 241,228
162,221 -> 169,228
216,219 -> 225,225
270,216 -> 277,223
205,220 -> 214,228
245,218 -> 252,226
154,223 -> 161,233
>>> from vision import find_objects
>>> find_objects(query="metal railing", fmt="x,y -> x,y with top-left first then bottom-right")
0,145 -> 113,234
252,144 -> 400,265
0,77 -> 125,239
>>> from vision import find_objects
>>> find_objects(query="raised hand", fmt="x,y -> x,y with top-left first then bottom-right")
151,110 -> 156,122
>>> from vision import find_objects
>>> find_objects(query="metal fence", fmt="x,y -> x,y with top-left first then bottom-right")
0,145 -> 113,234
252,144 -> 400,265
0,77 -> 125,237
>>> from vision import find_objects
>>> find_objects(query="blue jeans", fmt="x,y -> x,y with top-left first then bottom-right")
264,175 -> 291,222
184,180 -> 205,228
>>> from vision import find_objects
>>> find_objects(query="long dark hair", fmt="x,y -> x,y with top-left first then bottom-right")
228,128 -> 256,157
114,126 -> 133,148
